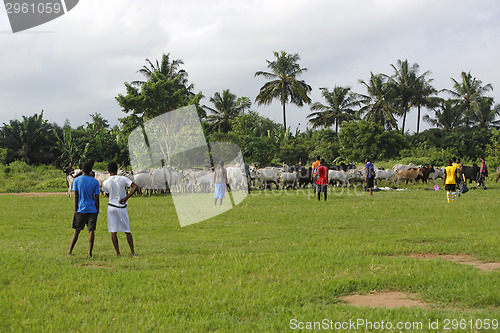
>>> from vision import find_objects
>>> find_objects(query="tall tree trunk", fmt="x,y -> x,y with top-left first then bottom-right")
416,105 -> 421,134
401,109 -> 407,134
282,103 -> 287,131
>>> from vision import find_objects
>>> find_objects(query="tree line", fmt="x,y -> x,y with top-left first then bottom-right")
1,52 -> 499,169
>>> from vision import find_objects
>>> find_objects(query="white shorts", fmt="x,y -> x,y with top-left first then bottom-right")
107,205 -> 130,233
214,183 -> 226,199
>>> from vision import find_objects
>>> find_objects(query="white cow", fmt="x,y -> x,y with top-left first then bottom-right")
131,171 -> 151,195
392,163 -> 419,171
94,171 -> 110,193
149,168 -> 169,193
256,167 -> 281,190
348,168 -> 366,186
328,170 -> 351,187
375,169 -> 396,185
226,166 -> 246,191
280,172 -> 298,189
428,167 -> 445,184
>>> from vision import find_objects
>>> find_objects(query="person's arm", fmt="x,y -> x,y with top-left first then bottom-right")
94,193 -> 100,214
443,170 -> 446,186
120,182 -> 138,204
74,191 -> 79,212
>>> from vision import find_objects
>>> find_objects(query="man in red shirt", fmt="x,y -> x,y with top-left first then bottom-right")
316,159 -> 329,201
312,156 -> 321,195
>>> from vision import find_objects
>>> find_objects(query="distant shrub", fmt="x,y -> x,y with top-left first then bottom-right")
0,161 -> 66,193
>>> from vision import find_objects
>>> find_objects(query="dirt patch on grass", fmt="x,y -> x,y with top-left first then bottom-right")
405,253 -> 500,272
0,192 -> 67,197
340,291 -> 428,309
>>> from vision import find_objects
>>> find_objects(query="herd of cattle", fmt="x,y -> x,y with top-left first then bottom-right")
66,161 -> 496,197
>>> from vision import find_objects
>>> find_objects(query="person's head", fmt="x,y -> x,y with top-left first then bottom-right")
320,158 -> 325,165
316,156 -> 320,161
447,160 -> 452,166
82,161 -> 93,175
107,161 -> 118,174
218,160 -> 224,167
452,157 -> 457,163
365,157 -> 370,163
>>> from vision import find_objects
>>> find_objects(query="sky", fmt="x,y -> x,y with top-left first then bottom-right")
1,0 -> 499,134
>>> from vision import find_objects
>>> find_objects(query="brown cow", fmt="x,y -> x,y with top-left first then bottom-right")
396,168 -> 424,185
415,166 -> 435,184
495,166 -> 500,182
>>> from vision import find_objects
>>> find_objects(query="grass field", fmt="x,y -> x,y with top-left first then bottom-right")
1,180 -> 499,332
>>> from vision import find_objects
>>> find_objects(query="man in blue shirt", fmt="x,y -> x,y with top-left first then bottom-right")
68,161 -> 100,257
365,158 -> 375,197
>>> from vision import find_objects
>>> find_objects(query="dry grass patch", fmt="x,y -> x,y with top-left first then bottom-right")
340,291 -> 428,309
404,253 -> 500,272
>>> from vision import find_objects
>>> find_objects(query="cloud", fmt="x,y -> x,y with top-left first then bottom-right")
0,0 -> 499,133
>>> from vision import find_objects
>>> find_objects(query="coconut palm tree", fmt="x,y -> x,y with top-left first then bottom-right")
468,97 -> 500,129
444,71 -> 493,125
358,73 -> 398,131
307,86 -> 359,133
423,99 -> 464,132
255,51 -> 312,130
389,59 -> 428,134
204,89 -> 243,133
412,72 -> 439,133
132,53 -> 193,93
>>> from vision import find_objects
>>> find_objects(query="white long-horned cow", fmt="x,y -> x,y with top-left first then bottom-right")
256,167 -> 281,190
375,169 -> 396,186
279,171 -> 298,189
328,170 -> 351,187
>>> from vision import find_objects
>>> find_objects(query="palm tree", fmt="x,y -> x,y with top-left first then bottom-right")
307,86 -> 359,133
132,53 -> 193,93
412,72 -> 438,134
358,73 -> 398,131
444,71 -> 493,125
469,97 -> 500,129
255,51 -> 312,130
204,89 -> 243,133
236,97 -> 252,115
88,112 -> 110,131
423,99 -> 464,132
0,111 -> 54,164
389,59 -> 430,134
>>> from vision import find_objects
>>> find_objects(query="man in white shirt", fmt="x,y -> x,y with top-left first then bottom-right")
102,161 -> 138,256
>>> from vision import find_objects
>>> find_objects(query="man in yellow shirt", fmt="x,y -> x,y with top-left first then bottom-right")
452,157 -> 461,197
443,160 -> 458,203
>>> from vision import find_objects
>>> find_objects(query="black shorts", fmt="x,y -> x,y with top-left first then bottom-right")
73,212 -> 98,231
317,184 -> 327,193
445,184 -> 456,192
366,177 -> 374,189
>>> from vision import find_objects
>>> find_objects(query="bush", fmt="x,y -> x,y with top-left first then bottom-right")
0,161 -> 66,193
399,146 -> 460,166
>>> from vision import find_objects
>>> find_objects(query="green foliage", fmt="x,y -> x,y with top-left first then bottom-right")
338,120 -> 408,162
485,128 -> 500,168
399,146 -> 459,166
0,111 -> 58,165
0,161 -> 66,193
